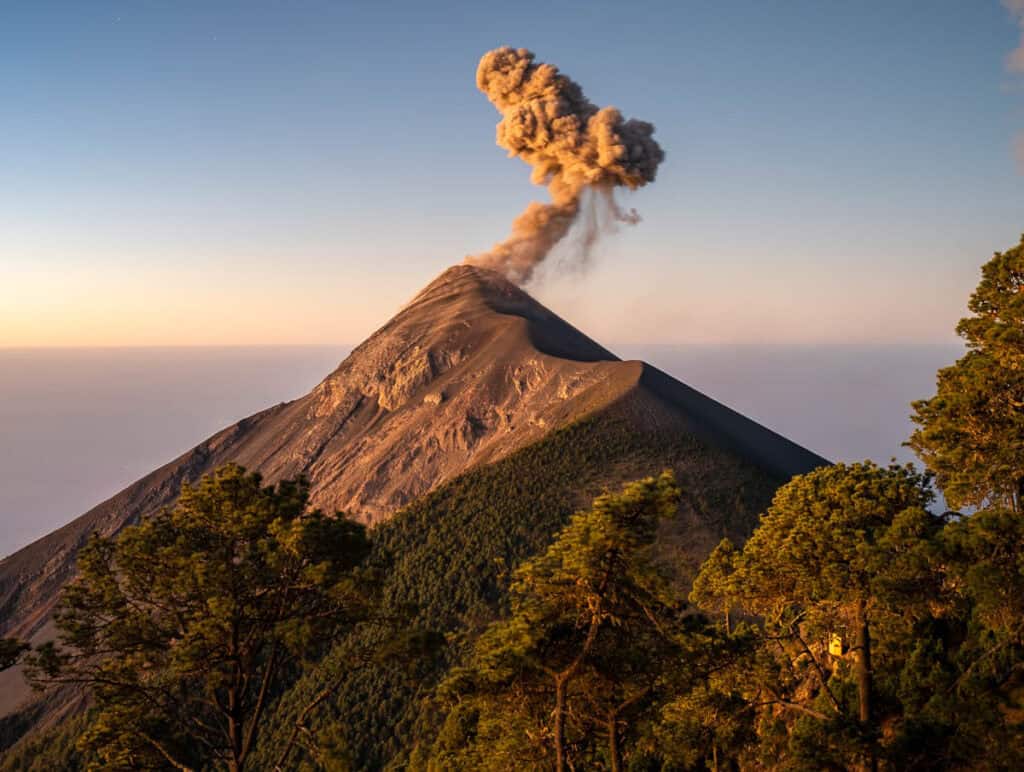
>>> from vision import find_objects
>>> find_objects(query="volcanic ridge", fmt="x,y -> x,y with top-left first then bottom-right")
0,264 -> 827,740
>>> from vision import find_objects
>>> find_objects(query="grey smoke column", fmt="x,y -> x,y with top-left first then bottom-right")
466,47 -> 665,284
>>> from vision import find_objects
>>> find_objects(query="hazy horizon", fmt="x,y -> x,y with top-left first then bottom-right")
0,342 -> 961,557
0,340 -> 967,351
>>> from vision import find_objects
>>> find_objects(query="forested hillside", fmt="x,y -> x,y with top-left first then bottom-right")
12,233 -> 1023,769
253,408 -> 780,770
2,406 -> 783,771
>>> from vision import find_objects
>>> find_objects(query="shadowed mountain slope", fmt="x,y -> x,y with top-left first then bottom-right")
0,264 -> 827,748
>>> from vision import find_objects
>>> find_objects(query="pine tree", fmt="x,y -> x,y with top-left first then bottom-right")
691,462 -> 942,771
430,472 -> 681,771
28,464 -> 375,772
0,638 -> 28,671
909,234 -> 1024,510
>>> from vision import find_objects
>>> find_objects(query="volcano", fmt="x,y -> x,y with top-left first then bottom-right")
0,264 -> 826,749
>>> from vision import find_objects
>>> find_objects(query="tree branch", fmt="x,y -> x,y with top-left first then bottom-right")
137,730 -> 196,772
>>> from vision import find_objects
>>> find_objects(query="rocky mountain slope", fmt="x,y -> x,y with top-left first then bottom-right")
0,263 -> 827,745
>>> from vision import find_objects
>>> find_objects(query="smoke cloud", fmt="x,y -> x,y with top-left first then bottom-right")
466,47 -> 664,284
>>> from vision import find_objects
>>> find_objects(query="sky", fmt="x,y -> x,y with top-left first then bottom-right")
1,1 -> 1022,347
0,343 -> 962,555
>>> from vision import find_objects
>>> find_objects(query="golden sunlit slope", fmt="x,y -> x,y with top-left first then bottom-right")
0,264 -> 826,740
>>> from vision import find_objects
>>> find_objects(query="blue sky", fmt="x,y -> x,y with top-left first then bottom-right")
2,1 -> 1021,345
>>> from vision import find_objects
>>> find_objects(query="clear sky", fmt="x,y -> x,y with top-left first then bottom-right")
2,1 -> 1022,347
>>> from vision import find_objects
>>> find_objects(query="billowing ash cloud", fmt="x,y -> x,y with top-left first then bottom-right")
466,47 -> 665,284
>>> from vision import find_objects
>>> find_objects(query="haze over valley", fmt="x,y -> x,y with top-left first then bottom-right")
0,341 -> 959,557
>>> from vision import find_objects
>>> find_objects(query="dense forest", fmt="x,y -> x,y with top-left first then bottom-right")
3,235 -> 1024,770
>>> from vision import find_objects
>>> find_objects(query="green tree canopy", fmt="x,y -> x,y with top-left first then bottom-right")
28,464 -> 374,772
905,233 -> 1024,765
691,461 -> 943,771
909,234 -> 1024,510
430,471 -> 682,772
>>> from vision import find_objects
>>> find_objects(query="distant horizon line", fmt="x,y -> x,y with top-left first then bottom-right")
0,341 -> 964,351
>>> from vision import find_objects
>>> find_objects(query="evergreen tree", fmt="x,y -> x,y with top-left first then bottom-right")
909,234 -> 1024,510
691,462 -> 943,771
28,464 -> 374,772
906,233 -> 1024,765
0,638 -> 28,671
429,472 -> 681,771
927,507 -> 1024,765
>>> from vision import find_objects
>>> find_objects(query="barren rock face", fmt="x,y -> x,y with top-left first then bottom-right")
0,263 -> 826,729
215,264 -> 637,525
0,266 -> 636,640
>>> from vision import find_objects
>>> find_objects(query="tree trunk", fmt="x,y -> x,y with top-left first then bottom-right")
554,675 -> 568,772
855,600 -> 877,772
228,677 -> 244,772
228,709 -> 242,772
228,616 -> 244,772
551,609 -> 602,772
607,710 -> 620,772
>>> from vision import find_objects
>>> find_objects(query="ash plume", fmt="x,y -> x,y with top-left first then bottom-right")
466,47 -> 664,284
